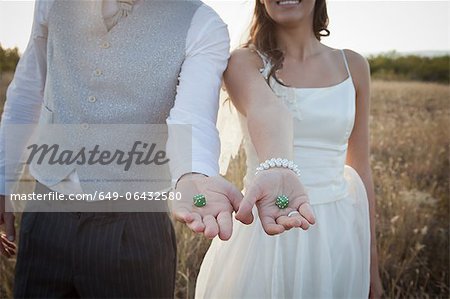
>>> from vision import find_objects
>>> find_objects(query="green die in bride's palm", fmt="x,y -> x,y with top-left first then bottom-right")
275,195 -> 289,209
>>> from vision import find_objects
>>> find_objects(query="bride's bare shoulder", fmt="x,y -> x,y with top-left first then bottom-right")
343,49 -> 369,67
342,49 -> 371,89
342,49 -> 370,75
228,47 -> 265,71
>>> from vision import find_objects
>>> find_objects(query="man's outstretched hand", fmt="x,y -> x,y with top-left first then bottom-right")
173,174 -> 243,241
236,168 -> 316,235
0,195 -> 16,257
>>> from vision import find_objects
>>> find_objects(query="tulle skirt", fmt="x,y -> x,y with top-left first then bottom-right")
195,166 -> 371,299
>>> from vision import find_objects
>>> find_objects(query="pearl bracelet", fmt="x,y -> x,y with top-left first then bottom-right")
255,158 -> 301,177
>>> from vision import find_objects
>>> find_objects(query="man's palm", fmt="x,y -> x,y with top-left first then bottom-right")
173,175 -> 243,240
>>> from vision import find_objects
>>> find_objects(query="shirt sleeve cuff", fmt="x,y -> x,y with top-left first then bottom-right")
170,161 -> 219,189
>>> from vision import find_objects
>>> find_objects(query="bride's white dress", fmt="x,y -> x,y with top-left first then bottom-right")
196,49 -> 371,298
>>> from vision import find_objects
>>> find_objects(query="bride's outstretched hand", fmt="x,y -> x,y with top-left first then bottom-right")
236,168 -> 315,235
172,174 -> 243,240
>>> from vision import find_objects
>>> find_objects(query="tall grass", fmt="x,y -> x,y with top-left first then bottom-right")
0,79 -> 449,298
369,81 -> 449,297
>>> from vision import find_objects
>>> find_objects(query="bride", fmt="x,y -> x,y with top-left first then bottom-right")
196,0 -> 383,298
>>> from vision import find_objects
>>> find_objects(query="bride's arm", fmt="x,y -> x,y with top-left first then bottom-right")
224,48 -> 315,235
344,49 -> 383,299
224,49 -> 293,161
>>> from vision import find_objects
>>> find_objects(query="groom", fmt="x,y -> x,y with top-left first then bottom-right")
0,0 -> 242,298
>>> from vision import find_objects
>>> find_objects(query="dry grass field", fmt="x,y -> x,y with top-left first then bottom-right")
0,74 -> 449,298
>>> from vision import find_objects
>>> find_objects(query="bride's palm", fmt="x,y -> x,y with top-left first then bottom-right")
236,168 -> 316,235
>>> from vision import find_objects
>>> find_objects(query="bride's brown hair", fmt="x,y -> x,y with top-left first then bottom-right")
245,0 -> 330,84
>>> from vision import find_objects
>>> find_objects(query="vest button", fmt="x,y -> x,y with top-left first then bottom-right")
81,123 -> 89,130
100,41 -> 110,49
88,96 -> 97,103
94,69 -> 102,76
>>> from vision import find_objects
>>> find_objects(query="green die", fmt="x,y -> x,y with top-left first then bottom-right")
193,194 -> 207,207
275,195 -> 289,209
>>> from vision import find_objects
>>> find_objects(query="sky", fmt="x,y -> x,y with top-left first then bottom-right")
0,0 -> 449,55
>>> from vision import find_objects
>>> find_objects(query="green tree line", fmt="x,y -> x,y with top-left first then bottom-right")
368,51 -> 449,84
0,44 -> 448,83
0,44 -> 20,73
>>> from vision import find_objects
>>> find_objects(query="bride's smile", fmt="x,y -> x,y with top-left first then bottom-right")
276,0 -> 302,7
263,0 -> 316,26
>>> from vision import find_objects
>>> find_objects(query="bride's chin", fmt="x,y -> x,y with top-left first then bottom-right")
272,15 -> 305,27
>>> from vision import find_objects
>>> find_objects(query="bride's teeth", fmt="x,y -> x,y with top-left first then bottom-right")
277,0 -> 300,5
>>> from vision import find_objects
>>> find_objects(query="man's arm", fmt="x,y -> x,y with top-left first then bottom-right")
0,0 -> 50,255
166,4 -> 243,241
166,4 -> 229,181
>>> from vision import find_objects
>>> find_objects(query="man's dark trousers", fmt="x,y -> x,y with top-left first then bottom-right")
13,182 -> 177,298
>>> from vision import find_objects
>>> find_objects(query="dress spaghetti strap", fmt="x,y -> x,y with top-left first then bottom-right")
249,45 -> 270,67
340,49 -> 352,79
249,45 -> 272,80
